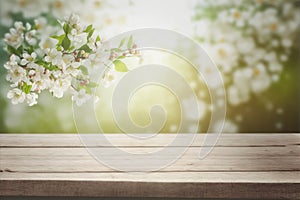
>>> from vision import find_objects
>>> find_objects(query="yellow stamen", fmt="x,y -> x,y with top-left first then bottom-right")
218,49 -> 226,57
105,17 -> 112,25
233,11 -> 241,19
19,0 -> 27,7
270,23 -> 277,31
54,1 -> 63,9
94,0 -> 101,7
253,68 -> 260,76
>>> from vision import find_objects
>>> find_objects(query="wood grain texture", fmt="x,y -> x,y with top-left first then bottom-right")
0,134 -> 299,199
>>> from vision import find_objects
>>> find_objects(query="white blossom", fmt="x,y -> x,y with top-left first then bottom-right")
7,88 -> 26,105
193,0 -> 300,109
6,65 -> 27,83
209,42 -> 238,73
68,32 -> 88,49
2,12 -> 135,108
14,21 -> 25,32
250,63 -> 271,94
44,48 -> 63,66
67,13 -> 81,28
72,89 -> 91,106
4,54 -> 20,70
25,93 -> 38,106
102,69 -> 119,88
25,29 -> 37,45
20,52 -> 37,66
49,77 -> 72,98
4,28 -> 23,49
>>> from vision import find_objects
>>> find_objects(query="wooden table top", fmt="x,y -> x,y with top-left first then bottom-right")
0,134 -> 299,199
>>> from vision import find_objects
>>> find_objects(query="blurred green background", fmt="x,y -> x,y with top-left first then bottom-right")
0,0 -> 299,133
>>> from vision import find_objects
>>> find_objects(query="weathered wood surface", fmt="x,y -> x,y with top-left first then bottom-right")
0,134 -> 299,199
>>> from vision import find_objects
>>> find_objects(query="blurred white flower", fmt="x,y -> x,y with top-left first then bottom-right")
25,93 -> 38,106
223,120 -> 239,133
193,0 -> 300,111
68,32 -> 88,49
86,46 -> 109,67
213,119 -> 239,133
236,38 -> 255,55
49,77 -> 72,98
228,84 -> 250,106
7,88 -> 26,105
14,21 -> 25,32
72,89 -> 91,106
209,42 -> 238,73
227,8 -> 248,27
250,63 -> 271,94
67,13 -> 81,27
102,69 -> 119,88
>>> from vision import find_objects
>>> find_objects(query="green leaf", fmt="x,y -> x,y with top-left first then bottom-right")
87,28 -> 95,39
111,48 -> 123,52
127,35 -> 133,49
35,60 -> 48,67
117,55 -> 126,59
63,23 -> 70,34
96,35 -> 101,42
7,45 -> 23,56
80,65 -> 88,75
84,25 -> 95,39
51,34 -> 65,46
69,46 -> 75,51
88,81 -> 98,88
113,59 -> 128,72
17,46 -> 23,55
84,25 -> 93,33
25,46 -> 34,54
22,83 -> 32,94
48,64 -> 59,71
78,44 -> 92,53
62,35 -> 71,51
57,46 -> 62,51
83,86 -> 92,94
7,45 -> 16,54
119,37 -> 126,48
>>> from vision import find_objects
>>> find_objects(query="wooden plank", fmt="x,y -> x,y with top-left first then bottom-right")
1,147 -> 299,172
0,134 -> 299,147
1,146 -> 299,156
1,172 -> 300,183
0,179 -> 299,199
0,134 -> 299,199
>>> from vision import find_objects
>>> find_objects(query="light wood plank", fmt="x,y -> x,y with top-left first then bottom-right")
1,172 -> 300,183
1,147 -> 299,172
1,133 -> 299,147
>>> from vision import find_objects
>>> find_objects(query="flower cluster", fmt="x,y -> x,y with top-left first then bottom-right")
194,0 -> 300,106
0,0 -> 130,39
3,14 -> 138,106
192,0 -> 300,132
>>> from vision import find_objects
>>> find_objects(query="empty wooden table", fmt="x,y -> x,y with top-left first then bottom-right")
0,134 -> 299,199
